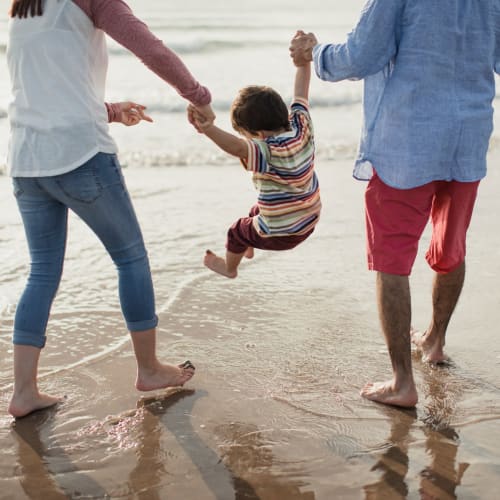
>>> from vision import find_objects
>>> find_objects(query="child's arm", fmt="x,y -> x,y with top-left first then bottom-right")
294,61 -> 311,102
203,126 -> 249,160
188,105 -> 248,160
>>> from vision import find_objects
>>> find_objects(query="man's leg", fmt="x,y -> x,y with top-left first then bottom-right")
412,262 -> 465,363
361,272 -> 418,408
362,173 -> 435,408
413,180 -> 478,363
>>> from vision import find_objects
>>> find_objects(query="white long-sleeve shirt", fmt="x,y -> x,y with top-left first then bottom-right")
7,0 -> 211,177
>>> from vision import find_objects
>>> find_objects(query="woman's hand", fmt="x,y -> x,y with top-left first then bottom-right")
117,102 -> 153,126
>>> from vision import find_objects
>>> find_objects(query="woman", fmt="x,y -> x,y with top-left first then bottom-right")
7,0 -> 214,418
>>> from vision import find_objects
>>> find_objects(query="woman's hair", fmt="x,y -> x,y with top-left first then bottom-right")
10,0 -> 43,18
230,86 -> 290,136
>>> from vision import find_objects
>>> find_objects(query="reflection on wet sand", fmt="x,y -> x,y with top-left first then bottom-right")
134,389 -> 315,499
214,422 -> 315,499
131,388 -> 245,498
11,407 -> 108,499
363,409 -> 414,499
418,364 -> 469,500
363,363 -> 471,499
419,426 -> 468,500
9,387 -> 316,499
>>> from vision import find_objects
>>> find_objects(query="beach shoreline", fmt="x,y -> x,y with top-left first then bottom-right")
0,156 -> 499,498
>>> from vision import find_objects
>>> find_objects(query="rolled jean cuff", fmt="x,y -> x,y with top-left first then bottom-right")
126,314 -> 158,332
13,329 -> 47,349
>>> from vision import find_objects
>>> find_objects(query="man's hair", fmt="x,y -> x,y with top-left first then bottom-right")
230,86 -> 290,136
10,0 -> 43,18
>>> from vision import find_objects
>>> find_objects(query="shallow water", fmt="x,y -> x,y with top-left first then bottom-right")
0,163 -> 499,498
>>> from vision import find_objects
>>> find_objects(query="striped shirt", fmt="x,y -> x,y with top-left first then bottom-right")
242,98 -> 321,236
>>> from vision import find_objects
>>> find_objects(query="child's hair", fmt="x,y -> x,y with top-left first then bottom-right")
230,86 -> 291,136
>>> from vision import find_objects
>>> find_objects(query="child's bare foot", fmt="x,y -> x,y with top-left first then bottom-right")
136,360 -> 195,392
203,250 -> 237,278
411,328 -> 449,364
245,247 -> 254,259
360,379 -> 418,408
8,391 -> 63,419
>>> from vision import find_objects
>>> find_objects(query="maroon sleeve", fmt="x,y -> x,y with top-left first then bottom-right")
72,0 -> 211,106
105,102 -> 122,122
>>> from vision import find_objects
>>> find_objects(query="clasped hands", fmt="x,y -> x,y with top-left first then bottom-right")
289,30 -> 318,66
186,30 -> 318,132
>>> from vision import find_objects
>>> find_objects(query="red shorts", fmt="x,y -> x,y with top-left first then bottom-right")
365,172 -> 479,276
226,205 -> 313,254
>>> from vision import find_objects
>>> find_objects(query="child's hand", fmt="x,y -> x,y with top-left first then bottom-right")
118,102 -> 153,126
290,30 -> 318,67
187,104 -> 215,133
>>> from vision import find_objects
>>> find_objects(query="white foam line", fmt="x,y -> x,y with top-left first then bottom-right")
0,271 -> 213,393
0,336 -> 11,346
0,336 -> 131,393
157,271 -> 212,314
157,256 -> 260,315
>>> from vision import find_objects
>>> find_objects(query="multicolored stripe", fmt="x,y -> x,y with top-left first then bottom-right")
242,98 -> 321,236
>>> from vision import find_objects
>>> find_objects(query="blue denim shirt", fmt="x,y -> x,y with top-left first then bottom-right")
313,0 -> 500,188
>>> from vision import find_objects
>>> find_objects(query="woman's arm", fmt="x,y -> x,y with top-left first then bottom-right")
73,0 -> 211,107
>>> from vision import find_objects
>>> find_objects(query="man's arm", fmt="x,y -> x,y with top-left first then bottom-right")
315,0 -> 404,81
494,1 -> 500,74
290,0 -> 404,82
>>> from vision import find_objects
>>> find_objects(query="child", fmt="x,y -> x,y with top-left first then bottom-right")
188,58 -> 320,279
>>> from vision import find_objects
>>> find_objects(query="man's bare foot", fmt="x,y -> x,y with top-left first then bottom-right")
136,361 -> 195,392
203,250 -> 237,278
8,392 -> 63,419
245,247 -> 254,259
360,380 -> 418,408
411,328 -> 449,364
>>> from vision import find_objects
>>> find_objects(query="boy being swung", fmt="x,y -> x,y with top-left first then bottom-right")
188,46 -> 321,278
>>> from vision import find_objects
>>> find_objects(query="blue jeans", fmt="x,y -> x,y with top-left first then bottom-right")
12,153 -> 158,348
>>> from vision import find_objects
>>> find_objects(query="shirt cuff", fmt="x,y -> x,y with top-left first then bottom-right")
105,102 -> 123,123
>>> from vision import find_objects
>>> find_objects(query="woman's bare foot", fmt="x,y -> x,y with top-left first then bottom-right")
411,328 -> 449,364
244,247 -> 254,259
203,250 -> 237,278
8,391 -> 63,419
360,379 -> 418,408
136,361 -> 195,392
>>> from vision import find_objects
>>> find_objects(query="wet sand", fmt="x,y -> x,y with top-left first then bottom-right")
0,156 -> 499,499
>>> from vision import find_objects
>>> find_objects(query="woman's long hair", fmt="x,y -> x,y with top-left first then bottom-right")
10,0 -> 43,18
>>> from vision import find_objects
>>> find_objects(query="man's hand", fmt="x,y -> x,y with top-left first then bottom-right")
117,102 -> 153,126
289,30 -> 318,67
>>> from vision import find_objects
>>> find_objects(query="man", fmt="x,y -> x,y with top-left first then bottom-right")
290,0 -> 500,408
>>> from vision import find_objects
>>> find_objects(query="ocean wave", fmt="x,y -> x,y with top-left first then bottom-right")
112,131 -> 500,169
0,95 -> 360,124
137,94 -> 362,115
117,141 -> 359,169
108,38 -> 278,57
